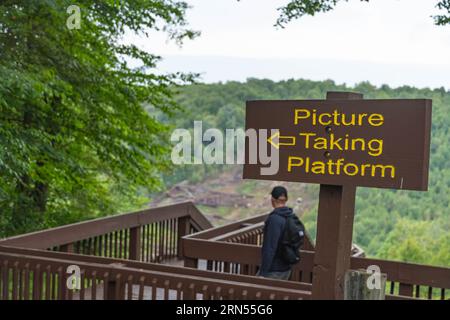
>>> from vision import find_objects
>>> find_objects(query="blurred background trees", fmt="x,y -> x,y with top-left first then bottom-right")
0,1 -> 196,235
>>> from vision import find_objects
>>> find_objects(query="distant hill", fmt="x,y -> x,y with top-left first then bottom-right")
156,78 -> 450,267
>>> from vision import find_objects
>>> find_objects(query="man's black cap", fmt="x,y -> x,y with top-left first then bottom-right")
271,186 -> 288,199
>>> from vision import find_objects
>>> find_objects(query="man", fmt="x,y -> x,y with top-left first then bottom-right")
258,186 -> 295,280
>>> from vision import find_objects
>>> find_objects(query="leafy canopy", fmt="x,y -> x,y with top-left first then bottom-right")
169,78 -> 450,266
0,1 -> 197,236
276,0 -> 450,27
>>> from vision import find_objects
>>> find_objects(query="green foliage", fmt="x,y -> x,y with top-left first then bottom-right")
0,1 -> 196,236
169,78 -> 450,266
435,0 -> 450,25
377,219 -> 450,267
276,0 -> 450,27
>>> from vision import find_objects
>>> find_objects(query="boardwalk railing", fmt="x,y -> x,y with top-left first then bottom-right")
0,246 -> 311,300
190,214 -> 315,250
0,202 -> 310,300
0,201 -> 211,264
351,256 -> 450,300
1,202 -> 448,300
182,214 -> 320,283
183,236 -> 316,283
181,216 -> 450,300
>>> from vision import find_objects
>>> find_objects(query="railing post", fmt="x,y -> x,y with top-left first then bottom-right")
129,227 -> 141,261
398,283 -> 414,297
105,278 -> 125,300
60,243 -> 74,253
177,216 -> 191,258
184,257 -> 198,269
106,280 -> 117,300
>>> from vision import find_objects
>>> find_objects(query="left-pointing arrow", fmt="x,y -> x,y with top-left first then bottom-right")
267,131 -> 296,149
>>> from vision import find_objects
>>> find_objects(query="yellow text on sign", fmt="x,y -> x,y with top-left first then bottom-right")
294,109 -> 384,127
287,156 -> 396,178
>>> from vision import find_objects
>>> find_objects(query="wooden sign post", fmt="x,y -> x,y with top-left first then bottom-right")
243,91 -> 432,299
312,92 -> 360,300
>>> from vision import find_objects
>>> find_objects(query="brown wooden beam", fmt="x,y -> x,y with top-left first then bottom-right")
128,226 -> 141,261
311,184 -> 356,299
177,216 -> 191,258
311,91 -> 362,300
59,243 -> 74,253
0,201 -> 211,250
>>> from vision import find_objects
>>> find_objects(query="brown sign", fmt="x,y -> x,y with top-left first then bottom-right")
243,99 -> 432,191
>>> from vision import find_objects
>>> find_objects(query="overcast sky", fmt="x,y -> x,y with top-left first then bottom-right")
128,0 -> 450,89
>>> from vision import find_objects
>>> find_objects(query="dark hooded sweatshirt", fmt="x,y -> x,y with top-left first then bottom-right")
259,206 -> 293,276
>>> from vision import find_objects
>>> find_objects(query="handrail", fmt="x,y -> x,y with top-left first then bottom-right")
210,222 -> 264,241
0,201 -> 212,249
0,245 -> 310,292
181,237 -> 450,300
183,238 -> 280,268
185,204 -> 213,231
0,250 -> 311,300
188,214 -> 316,251
1,200 -> 447,300
351,256 -> 450,292
182,237 -> 315,283
188,213 -> 268,239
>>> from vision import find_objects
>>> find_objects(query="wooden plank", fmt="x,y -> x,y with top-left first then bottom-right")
312,184 -> 356,299
177,216 -> 191,258
12,262 -> 19,300
399,283 -> 414,297
118,230 -> 123,259
0,202 -> 210,249
311,92 -> 361,300
33,264 -> 42,300
24,263 -> 31,300
209,223 -> 264,242
129,227 -> 141,261
140,225 -> 146,262
350,256 -> 450,288
187,214 -> 267,240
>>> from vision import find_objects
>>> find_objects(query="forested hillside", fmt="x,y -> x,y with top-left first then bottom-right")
166,78 -> 450,267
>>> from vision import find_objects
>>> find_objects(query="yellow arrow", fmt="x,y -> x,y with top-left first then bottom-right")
267,131 -> 296,149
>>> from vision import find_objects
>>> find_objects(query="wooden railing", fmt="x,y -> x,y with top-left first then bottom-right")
181,236 -> 450,300
0,202 -> 310,300
351,256 -> 450,300
0,202 -> 211,264
189,214 -> 315,251
0,246 -> 311,300
181,214 -> 450,300
182,214 -> 315,282
182,236 -> 315,283
1,202 -> 448,300
212,222 -> 264,245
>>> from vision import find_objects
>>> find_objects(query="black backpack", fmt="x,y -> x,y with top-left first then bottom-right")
279,214 -> 305,265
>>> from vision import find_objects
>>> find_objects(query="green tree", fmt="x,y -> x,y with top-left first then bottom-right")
0,1 -> 197,236
276,0 -> 450,27
167,78 -> 450,266
377,219 -> 449,267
